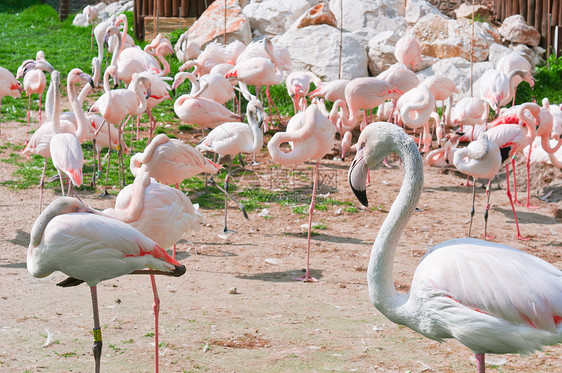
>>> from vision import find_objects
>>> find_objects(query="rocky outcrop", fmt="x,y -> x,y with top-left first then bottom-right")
498,14 -> 541,47
329,0 -> 407,34
188,0 -> 252,49
405,0 -> 442,24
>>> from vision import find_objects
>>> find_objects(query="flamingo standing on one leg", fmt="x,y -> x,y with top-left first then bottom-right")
396,85 -> 436,153
267,104 -> 336,282
103,172 -> 202,371
348,122 -> 561,373
452,133 -> 502,239
196,99 -> 265,232
28,196 -> 186,373
0,66 -> 22,135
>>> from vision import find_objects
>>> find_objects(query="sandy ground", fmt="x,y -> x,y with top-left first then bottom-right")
0,117 -> 560,373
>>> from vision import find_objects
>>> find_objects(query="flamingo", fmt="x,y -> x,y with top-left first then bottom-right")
16,51 -> 52,142
376,62 -> 419,122
144,33 -> 173,57
421,75 -> 458,133
28,196 -> 186,373
174,32 -> 201,62
286,71 -> 319,114
267,104 -> 337,282
130,133 -> 221,188
425,137 -> 458,167
450,96 -> 489,134
102,172 -> 202,372
92,16 -> 134,85
485,103 -> 539,240
0,66 -> 22,134
21,71 -> 77,211
478,69 -> 534,116
394,34 -> 422,70
453,133 -> 502,239
308,79 -> 349,103
225,38 -> 284,126
348,122 -> 562,373
173,68 -> 235,105
496,51 -> 532,106
396,85 -> 436,153
182,41 -> 229,77
196,99 -> 265,232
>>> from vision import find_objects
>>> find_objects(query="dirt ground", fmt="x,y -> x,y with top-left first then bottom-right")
0,116 -> 560,373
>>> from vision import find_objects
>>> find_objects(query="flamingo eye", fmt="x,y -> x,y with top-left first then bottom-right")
359,142 -> 366,150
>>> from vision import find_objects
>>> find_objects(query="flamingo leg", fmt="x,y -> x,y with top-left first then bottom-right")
483,180 -> 494,240
25,93 -> 31,144
38,96 -> 42,123
475,353 -> 485,373
39,158 -> 48,213
101,121 -> 112,196
505,164 -> 529,240
296,161 -> 319,282
266,85 -> 284,127
58,170 -> 66,196
512,157 -> 521,206
223,158 -> 234,233
523,146 -> 539,208
468,177 -> 476,237
90,286 -> 103,373
150,274 -> 160,373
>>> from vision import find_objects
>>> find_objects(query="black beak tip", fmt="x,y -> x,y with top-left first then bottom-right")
351,187 -> 369,207
242,207 -> 249,220
171,264 -> 186,277
171,88 -> 176,97
113,82 -> 119,89
89,78 -> 95,89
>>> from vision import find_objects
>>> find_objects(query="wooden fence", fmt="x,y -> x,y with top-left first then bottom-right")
494,0 -> 562,56
133,0 -> 210,41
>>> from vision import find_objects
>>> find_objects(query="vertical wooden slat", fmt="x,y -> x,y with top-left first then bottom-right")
528,0 -> 535,27
494,0 -> 501,21
142,0 -> 148,16
181,0 -> 189,17
172,0 -> 179,17
506,0 -> 512,17
535,0 -> 542,31
513,0 -> 519,14
520,0 -> 527,21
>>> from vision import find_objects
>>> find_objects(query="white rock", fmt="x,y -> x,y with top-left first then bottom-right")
416,57 -> 495,100
405,0 -> 443,24
274,24 -> 368,81
498,14 -> 541,47
368,31 -> 400,76
329,0 -> 407,33
243,0 -> 319,38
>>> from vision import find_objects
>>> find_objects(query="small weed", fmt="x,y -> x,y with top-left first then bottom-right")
55,351 -> 77,358
344,207 -> 359,213
121,339 -> 134,344
144,332 -> 155,338
313,223 -> 328,230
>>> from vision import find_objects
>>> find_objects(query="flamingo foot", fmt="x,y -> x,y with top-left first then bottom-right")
482,234 -> 495,241
295,273 -> 318,282
524,203 -> 540,209
99,190 -> 110,197
382,157 -> 392,169
517,234 -> 531,241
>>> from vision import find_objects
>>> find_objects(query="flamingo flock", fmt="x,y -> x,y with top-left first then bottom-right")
0,16 -> 560,373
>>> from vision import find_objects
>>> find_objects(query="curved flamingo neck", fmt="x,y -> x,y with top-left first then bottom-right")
131,134 -> 169,172
263,39 -> 284,82
367,128 -> 423,325
67,72 -> 90,142
109,29 -> 122,69
548,151 -> 562,168
110,173 -> 150,223
155,45 -> 170,76
248,106 -> 264,153
518,104 -> 538,146
129,77 -> 149,114
117,16 -> 129,55
541,136 -> 562,153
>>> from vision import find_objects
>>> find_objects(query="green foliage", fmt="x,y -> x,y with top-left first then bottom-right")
516,55 -> 562,104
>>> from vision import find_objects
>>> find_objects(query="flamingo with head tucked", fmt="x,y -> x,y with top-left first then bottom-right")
28,196 -> 185,373
348,122 -> 561,373
0,66 -> 22,135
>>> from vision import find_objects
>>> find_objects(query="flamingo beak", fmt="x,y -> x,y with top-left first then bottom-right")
348,147 -> 369,207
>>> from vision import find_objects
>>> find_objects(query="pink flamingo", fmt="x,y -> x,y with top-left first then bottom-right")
376,62 -> 419,122
21,71 -> 78,211
453,133 -> 502,239
286,71 -> 319,114
196,99 -> 265,232
182,41 -> 229,77
174,32 -> 201,62
16,51 -> 52,142
0,66 -> 22,134
421,75 -> 457,128
478,68 -> 534,116
28,196 -> 185,373
225,38 -> 284,126
396,85 -> 435,153
394,34 -> 422,70
132,71 -> 172,141
308,79 -> 349,102
173,69 -> 235,105
450,96 -> 489,133
341,77 -> 403,130
349,122 -> 562,373
130,133 -> 221,188
496,51 -> 532,106
425,137 -> 457,167
144,33 -> 173,56
485,103 -> 539,240
103,172 -> 202,372
267,104 -> 337,282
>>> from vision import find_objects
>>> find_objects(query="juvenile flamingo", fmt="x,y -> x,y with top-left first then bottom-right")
28,197 -> 185,373
267,104 -> 336,281
348,122 -> 561,373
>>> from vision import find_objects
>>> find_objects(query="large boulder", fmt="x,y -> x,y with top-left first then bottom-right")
367,31 -> 400,76
242,0 -> 319,39
405,0 -> 443,24
274,24 -> 368,81
498,14 -> 541,47
454,3 -> 490,20
329,0 -> 407,34
188,0 -> 252,49
416,57 -> 495,99
410,14 -> 497,62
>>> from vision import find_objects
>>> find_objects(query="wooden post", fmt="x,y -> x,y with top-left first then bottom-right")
520,0 -> 527,21
224,0 -> 227,45
339,0 -> 343,80
528,0 -> 536,27
58,0 -> 69,21
535,0 -> 543,33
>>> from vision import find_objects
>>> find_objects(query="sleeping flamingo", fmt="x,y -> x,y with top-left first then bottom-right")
478,69 -> 534,116
28,196 -> 185,373
267,104 -> 336,281
394,34 -> 422,70
348,122 -> 561,373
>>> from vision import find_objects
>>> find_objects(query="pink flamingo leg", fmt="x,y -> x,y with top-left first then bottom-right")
90,286 -> 103,373
511,157 -> 521,205
483,180 -> 495,240
505,164 -> 529,240
150,274 -> 160,373
38,96 -> 42,123
266,85 -> 284,127
523,146 -> 539,208
296,161 -> 319,282
475,353 -> 485,373
467,177 -> 476,237
25,93 -> 31,144
38,158 -> 48,213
